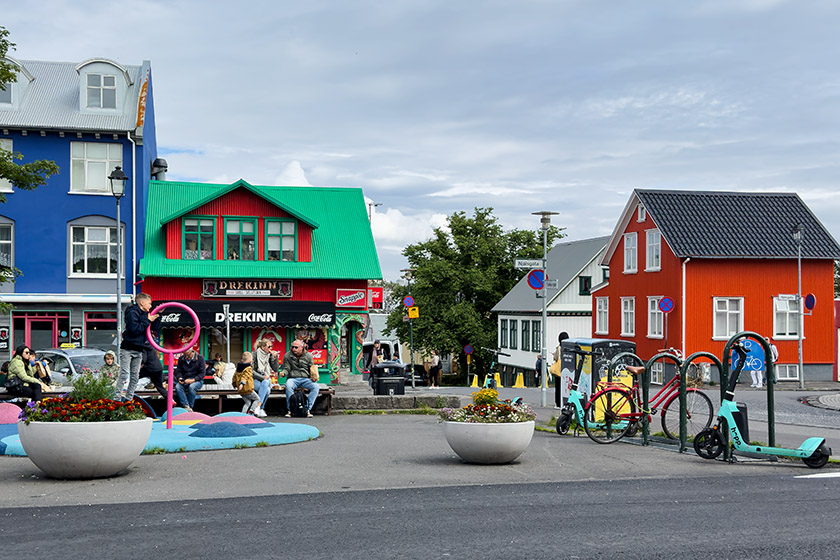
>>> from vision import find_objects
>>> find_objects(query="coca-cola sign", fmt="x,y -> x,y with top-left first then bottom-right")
336,289 -> 367,309
152,300 -> 335,327
308,313 -> 334,324
160,313 -> 182,323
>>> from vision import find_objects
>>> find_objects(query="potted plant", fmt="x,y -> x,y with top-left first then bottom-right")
439,388 -> 536,464
17,367 -> 152,479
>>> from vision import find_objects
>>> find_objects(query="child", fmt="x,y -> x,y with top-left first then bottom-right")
101,350 -> 120,386
232,351 -> 262,415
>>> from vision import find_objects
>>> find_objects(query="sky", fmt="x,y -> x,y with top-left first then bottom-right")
5,1 -> 840,281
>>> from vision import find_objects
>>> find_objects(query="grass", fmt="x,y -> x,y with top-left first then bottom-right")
341,406 -> 440,415
143,446 -> 167,455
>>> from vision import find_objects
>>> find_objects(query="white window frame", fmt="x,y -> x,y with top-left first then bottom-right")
70,142 -> 123,194
623,232 -> 637,273
713,297 -> 743,340
595,297 -> 609,334
647,296 -> 664,338
0,222 -> 13,270
621,297 -> 635,336
0,139 -> 12,192
70,224 -> 124,278
650,361 -> 663,385
775,363 -> 799,381
645,229 -> 661,272
86,73 -> 117,109
637,204 -> 646,222
773,297 -> 800,340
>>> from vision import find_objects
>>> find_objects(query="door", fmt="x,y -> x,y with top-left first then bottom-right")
28,318 -> 58,350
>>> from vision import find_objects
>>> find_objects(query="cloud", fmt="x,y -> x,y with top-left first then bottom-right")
274,161 -> 312,187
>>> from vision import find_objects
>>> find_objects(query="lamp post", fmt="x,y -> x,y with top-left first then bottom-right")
222,303 -> 231,363
793,223 -> 804,389
401,268 -> 417,389
367,201 -> 383,222
108,166 -> 128,353
532,211 -> 558,407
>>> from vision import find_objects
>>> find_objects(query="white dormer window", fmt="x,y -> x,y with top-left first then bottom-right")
0,83 -> 10,104
637,204 -> 646,222
87,74 -> 117,109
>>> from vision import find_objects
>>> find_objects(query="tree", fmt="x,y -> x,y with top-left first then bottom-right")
385,207 -> 563,380
0,27 -> 60,309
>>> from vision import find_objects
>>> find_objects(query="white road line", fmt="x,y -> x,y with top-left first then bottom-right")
794,472 -> 840,479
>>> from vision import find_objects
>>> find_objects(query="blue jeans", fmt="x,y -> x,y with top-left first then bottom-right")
285,377 -> 319,412
255,378 -> 271,406
175,380 -> 204,408
117,348 -> 144,400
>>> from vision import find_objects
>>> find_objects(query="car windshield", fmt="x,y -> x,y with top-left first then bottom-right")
70,354 -> 106,374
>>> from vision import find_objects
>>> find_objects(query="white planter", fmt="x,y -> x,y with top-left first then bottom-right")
18,418 -> 153,479
442,421 -> 535,464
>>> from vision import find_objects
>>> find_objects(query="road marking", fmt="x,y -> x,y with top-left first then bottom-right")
794,472 -> 840,479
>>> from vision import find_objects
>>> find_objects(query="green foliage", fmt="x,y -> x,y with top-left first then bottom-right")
143,447 -> 167,455
0,27 -> 16,86
439,389 -> 537,423
68,368 -> 115,401
385,207 -> 563,375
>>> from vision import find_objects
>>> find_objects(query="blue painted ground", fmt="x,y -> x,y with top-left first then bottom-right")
0,408 -> 320,456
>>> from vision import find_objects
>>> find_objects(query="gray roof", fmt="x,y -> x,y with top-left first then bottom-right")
0,59 -> 148,132
635,190 -> 840,259
492,236 -> 610,313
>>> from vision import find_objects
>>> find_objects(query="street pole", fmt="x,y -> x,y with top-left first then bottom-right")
532,211 -> 557,408
116,196 -> 122,352
795,224 -> 804,389
223,303 -> 231,363
401,268 -> 417,389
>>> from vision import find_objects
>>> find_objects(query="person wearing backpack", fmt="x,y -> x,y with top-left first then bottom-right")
281,340 -> 319,418
232,352 -> 262,416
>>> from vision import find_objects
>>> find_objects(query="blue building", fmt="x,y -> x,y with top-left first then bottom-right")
0,56 -> 163,353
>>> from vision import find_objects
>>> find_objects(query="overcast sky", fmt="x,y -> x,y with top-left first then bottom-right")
6,1 -> 840,280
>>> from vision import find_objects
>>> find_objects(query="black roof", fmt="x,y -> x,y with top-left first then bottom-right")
635,190 -> 840,259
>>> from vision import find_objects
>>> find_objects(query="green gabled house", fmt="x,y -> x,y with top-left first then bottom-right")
139,179 -> 382,379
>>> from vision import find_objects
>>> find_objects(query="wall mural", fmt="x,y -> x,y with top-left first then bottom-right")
332,312 -> 369,382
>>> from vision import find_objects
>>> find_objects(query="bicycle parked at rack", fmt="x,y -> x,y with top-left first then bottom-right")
582,360 -> 714,444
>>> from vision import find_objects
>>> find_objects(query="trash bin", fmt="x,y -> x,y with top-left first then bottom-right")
372,361 -> 406,396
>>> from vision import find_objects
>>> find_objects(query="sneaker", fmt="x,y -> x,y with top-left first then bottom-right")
257,408 -> 268,418
306,412 -> 313,418
184,406 -> 193,413
285,412 -> 292,418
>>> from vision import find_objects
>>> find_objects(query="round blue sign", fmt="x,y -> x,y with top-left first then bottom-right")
658,297 -> 674,314
464,344 -> 473,355
403,295 -> 414,307
805,293 -> 817,310
527,269 -> 545,290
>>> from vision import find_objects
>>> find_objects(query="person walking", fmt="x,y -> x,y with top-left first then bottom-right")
428,350 -> 441,388
117,293 -> 160,401
281,340 -> 319,418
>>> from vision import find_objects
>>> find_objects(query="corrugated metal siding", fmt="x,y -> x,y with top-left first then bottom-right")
142,276 -> 367,302
165,221 -> 180,259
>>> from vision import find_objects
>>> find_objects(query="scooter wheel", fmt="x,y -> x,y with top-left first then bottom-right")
694,427 -> 724,460
556,410 -> 572,435
803,449 -> 830,469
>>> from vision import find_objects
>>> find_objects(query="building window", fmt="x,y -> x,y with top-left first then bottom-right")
648,296 -> 663,338
266,219 -> 296,261
773,297 -> 800,339
500,319 -> 508,348
532,321 -> 540,353
623,232 -> 637,273
775,364 -> 799,381
637,204 -> 646,222
579,276 -> 592,296
646,229 -> 661,271
0,223 -> 13,269
86,73 -> 117,109
224,218 -> 256,260
0,138 -> 11,192
521,320 -> 530,351
621,297 -> 635,336
602,266 -> 610,283
0,82 -> 10,104
650,361 -> 663,385
84,312 -> 117,347
509,320 -> 517,350
596,297 -> 609,334
183,217 -> 215,260
70,142 -> 122,194
713,297 -> 743,339
71,225 -> 121,276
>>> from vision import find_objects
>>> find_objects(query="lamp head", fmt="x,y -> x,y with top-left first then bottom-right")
108,166 -> 128,199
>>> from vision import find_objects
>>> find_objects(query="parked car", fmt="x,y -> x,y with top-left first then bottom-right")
33,347 -> 107,386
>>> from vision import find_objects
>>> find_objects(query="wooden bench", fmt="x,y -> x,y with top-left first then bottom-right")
135,384 -> 335,415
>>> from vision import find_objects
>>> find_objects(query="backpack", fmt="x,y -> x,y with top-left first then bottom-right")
289,387 -> 308,417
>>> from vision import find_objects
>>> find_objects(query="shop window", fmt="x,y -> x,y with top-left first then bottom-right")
266,219 -> 296,261
70,142 -> 122,194
84,312 -> 117,348
183,217 -> 215,260
224,218 -> 256,260
71,224 -> 122,276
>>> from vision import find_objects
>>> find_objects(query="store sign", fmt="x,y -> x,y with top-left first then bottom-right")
202,279 -> 293,298
336,289 -> 368,309
369,287 -> 384,309
0,327 -> 7,351
153,300 -> 336,328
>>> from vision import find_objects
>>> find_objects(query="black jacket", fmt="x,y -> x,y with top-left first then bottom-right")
120,303 -> 161,351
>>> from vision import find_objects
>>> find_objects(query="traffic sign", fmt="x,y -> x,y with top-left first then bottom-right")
658,296 -> 675,314
545,279 -> 559,289
464,344 -> 473,355
403,295 -> 414,307
515,259 -> 543,269
805,293 -> 817,310
527,269 -> 545,290
408,306 -> 419,319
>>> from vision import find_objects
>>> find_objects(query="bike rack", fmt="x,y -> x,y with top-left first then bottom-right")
679,352 -> 723,453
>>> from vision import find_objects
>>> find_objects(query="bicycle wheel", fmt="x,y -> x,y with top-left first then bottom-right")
583,388 -> 635,444
660,389 -> 713,440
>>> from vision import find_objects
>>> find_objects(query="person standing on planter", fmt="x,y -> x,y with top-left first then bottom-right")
6,345 -> 49,402
117,293 -> 160,401
282,340 -> 319,418
174,347 -> 206,412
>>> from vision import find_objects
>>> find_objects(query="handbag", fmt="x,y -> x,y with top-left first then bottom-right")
549,360 -> 562,377
4,375 -> 23,390
309,364 -> 320,382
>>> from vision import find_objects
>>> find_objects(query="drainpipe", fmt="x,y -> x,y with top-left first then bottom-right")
681,257 -> 690,357
127,132 -> 137,296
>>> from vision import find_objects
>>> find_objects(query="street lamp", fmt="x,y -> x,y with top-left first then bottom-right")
367,201 -> 383,222
401,268 -> 417,389
793,223 -> 804,389
532,210 -> 558,407
109,166 -> 128,352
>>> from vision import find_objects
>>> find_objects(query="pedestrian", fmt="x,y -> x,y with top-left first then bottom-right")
535,354 -> 543,386
100,350 -> 120,384
281,339 -> 319,418
5,345 -> 49,402
117,293 -> 160,401
368,340 -> 383,371
428,350 -> 441,388
173,347 -> 206,412
552,332 -> 570,408
764,336 -> 778,386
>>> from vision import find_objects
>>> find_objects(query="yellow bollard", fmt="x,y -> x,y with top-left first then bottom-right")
512,372 -> 526,388
470,374 -> 479,388
494,372 -> 504,388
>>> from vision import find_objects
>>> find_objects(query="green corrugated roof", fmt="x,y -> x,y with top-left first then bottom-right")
139,180 -> 382,280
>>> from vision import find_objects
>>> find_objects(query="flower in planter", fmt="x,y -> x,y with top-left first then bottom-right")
18,368 -> 147,424
439,388 -> 536,424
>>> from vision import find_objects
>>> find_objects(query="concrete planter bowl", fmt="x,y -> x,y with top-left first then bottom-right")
18,418 -> 153,479
442,420 -> 535,464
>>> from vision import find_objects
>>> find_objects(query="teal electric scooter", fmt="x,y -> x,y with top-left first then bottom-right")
694,339 -> 831,468
555,346 -> 590,435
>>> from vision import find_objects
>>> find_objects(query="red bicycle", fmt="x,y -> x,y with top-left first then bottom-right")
582,364 -> 713,444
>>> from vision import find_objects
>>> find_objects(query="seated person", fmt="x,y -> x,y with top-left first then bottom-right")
173,347 -> 205,412
232,352 -> 264,417
6,345 -> 49,402
281,340 -> 319,418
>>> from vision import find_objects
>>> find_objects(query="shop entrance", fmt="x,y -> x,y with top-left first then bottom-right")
340,321 -> 364,374
12,313 -> 70,350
